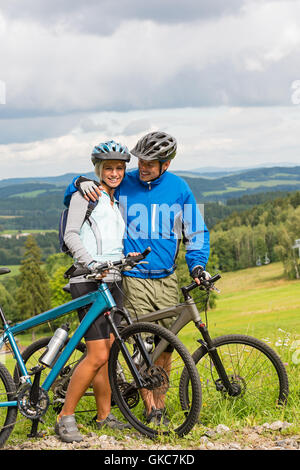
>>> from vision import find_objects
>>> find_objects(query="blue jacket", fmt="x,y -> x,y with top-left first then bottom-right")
64,170 -> 210,279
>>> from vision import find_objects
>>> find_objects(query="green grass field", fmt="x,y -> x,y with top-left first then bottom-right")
179,262 -> 299,343
176,262 -> 299,432
1,261 -> 299,446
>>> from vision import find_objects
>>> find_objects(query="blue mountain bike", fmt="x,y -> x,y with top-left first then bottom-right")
0,250 -> 202,447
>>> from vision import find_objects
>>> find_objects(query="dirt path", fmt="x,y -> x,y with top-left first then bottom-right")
2,421 -> 299,451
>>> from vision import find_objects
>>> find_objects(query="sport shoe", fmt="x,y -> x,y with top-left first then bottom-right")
146,407 -> 170,426
94,413 -> 132,430
55,414 -> 83,443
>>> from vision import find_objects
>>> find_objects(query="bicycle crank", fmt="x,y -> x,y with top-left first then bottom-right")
17,383 -> 50,419
117,381 -> 140,409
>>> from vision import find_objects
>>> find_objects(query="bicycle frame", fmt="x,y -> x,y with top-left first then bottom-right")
0,283 -> 117,408
132,297 -> 202,335
128,292 -> 236,393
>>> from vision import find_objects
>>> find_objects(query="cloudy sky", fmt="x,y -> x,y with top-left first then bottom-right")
0,0 -> 300,178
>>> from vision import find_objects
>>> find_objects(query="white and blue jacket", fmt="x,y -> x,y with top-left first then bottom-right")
64,170 -> 210,279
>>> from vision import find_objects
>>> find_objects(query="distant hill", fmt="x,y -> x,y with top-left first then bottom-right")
0,166 -> 299,233
0,173 -> 95,189
1,165 -> 300,201
183,166 -> 300,201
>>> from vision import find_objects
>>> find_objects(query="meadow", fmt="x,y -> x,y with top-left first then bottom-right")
180,261 -> 299,340
0,261 -> 299,446
177,262 -> 299,432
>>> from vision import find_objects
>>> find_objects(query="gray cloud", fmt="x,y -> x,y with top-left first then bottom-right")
0,0 -> 300,170
0,0 -> 248,34
122,118 -> 151,136
0,114 -> 81,144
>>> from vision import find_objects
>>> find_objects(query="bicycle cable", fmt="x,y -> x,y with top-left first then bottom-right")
101,267 -> 140,322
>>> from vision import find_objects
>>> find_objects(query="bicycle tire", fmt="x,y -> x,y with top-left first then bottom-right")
0,362 -> 18,448
13,337 -> 89,415
180,334 -> 289,418
108,322 -> 202,438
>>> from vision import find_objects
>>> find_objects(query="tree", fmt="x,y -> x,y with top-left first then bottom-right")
48,265 -> 79,330
275,208 -> 300,279
16,235 -> 51,330
49,266 -> 71,309
44,253 -> 71,278
0,283 -> 18,322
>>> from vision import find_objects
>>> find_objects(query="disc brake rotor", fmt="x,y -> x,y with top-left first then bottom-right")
143,365 -> 169,393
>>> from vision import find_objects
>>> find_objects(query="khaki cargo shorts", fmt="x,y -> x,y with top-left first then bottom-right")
122,271 -> 179,329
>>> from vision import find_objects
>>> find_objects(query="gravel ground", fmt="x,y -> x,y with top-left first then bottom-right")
1,421 -> 299,451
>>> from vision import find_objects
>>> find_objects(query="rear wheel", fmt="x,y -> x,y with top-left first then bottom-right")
0,362 -> 17,448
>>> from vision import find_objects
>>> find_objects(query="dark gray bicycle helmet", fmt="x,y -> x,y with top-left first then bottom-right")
91,140 -> 131,165
130,131 -> 177,162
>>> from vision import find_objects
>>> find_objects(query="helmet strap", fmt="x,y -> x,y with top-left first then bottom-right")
159,160 -> 170,177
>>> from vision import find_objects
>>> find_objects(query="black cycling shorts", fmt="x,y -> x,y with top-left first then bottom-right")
70,281 -> 123,341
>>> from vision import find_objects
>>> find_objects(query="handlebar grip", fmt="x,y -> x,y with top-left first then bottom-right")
126,247 -> 151,263
182,281 -> 198,293
141,247 -> 151,257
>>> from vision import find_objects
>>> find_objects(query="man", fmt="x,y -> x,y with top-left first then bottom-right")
64,131 -> 210,423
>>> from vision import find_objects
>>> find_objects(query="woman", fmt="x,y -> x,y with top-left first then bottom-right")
55,141 -> 133,443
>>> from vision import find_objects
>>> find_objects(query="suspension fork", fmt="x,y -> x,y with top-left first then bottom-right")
195,322 -> 235,393
104,309 -> 152,389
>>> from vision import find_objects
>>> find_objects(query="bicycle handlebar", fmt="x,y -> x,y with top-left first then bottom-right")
64,247 -> 152,279
181,273 -> 221,297
65,248 -> 221,295
94,247 -> 151,273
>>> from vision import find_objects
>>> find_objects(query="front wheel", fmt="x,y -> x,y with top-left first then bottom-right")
108,322 -> 202,438
180,334 -> 289,421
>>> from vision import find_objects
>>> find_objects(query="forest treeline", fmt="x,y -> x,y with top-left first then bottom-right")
210,191 -> 300,279
0,190 -> 300,275
0,182 -> 294,233
0,188 -> 64,231
0,232 -> 59,265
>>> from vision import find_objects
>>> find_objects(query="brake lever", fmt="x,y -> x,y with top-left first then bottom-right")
123,260 -> 149,271
199,279 -> 221,293
210,284 -> 221,293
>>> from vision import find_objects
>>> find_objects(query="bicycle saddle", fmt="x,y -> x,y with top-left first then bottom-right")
0,268 -> 11,275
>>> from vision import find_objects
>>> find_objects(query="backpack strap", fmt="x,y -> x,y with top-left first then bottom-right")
85,199 -> 98,220
84,200 -> 98,224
